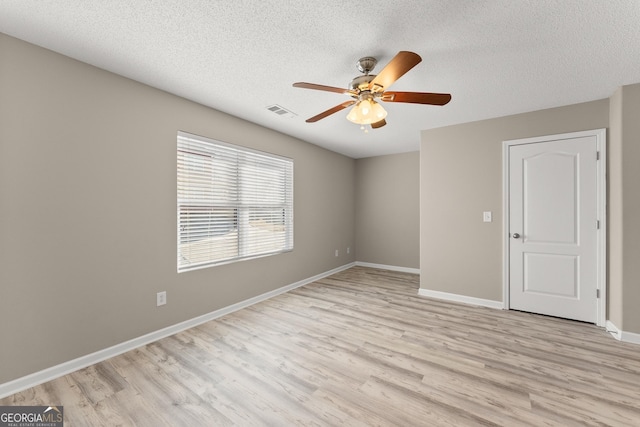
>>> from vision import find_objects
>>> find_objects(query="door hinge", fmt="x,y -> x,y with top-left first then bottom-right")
597,220 -> 600,229
597,289 -> 600,299
596,151 -> 600,160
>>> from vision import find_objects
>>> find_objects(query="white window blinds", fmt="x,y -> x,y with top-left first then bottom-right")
177,131 -> 293,272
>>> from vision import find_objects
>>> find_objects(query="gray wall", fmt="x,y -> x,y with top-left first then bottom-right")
608,88 -> 624,327
355,152 -> 419,269
0,33 -> 356,384
420,89 -> 640,334
420,100 -> 610,303
609,84 -> 640,332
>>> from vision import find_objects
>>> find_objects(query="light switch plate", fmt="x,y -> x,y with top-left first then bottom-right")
483,211 -> 492,222
157,291 -> 167,306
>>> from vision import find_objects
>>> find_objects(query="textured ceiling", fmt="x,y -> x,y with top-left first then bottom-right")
1,1 -> 640,158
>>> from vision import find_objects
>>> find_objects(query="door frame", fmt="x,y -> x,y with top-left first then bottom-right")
502,128 -> 607,327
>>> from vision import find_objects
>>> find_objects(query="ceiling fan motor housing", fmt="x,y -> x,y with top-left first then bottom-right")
356,56 -> 377,74
349,74 -> 376,92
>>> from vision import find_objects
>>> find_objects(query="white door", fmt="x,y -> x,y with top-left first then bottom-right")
508,135 -> 599,323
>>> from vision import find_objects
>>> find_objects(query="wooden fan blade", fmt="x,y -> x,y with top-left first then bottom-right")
306,101 -> 356,123
293,82 -> 354,95
371,119 -> 387,129
368,51 -> 422,91
381,91 -> 451,105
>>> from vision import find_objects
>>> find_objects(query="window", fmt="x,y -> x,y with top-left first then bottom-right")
177,131 -> 293,272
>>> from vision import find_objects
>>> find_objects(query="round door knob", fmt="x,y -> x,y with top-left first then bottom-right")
512,233 -> 520,239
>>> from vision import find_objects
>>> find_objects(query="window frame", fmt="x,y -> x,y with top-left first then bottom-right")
177,131 -> 293,273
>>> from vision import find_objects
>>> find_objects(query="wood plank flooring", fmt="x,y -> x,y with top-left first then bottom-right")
3,266 -> 640,426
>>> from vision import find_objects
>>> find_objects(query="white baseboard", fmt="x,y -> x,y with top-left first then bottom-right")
605,320 -> 640,344
355,261 -> 420,275
606,320 -> 622,340
418,288 -> 504,310
0,262 -> 355,400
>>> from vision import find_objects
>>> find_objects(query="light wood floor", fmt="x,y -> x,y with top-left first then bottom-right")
3,267 -> 640,426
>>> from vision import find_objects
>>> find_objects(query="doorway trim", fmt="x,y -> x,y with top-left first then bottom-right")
502,128 -> 607,327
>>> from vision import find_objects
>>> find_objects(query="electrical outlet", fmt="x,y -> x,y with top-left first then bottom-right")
157,291 -> 167,306
347,247 -> 350,254
335,249 -> 339,257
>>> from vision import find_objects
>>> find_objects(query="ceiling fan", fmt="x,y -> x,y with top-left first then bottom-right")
292,51 -> 451,129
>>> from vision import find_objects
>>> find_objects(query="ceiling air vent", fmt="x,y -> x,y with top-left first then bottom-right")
266,104 -> 297,118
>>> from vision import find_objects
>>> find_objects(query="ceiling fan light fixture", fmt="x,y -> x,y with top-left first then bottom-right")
346,99 -> 387,125
361,99 -> 371,115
